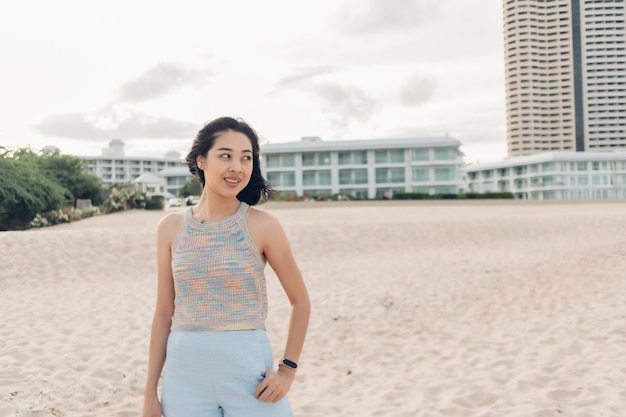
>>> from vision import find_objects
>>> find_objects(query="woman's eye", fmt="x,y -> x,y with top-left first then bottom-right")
243,156 -> 252,161
220,154 -> 231,159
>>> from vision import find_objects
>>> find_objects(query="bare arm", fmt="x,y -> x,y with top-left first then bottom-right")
142,214 -> 178,416
252,210 -> 310,402
264,216 -> 310,364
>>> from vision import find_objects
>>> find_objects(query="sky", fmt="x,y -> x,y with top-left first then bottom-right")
0,0 -> 508,164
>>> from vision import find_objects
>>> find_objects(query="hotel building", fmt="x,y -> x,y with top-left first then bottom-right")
467,151 -> 626,199
259,137 -> 466,199
503,0 -> 626,156
81,139 -> 186,196
77,138 -> 626,201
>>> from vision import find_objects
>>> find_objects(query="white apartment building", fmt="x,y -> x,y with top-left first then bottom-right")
467,151 -> 626,199
503,0 -> 626,156
81,139 -> 185,194
260,137 -> 466,200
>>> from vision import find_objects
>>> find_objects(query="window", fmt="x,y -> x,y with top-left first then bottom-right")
338,151 -> 367,165
339,169 -> 368,185
267,172 -> 295,187
375,168 -> 387,183
390,150 -> 405,163
375,150 -> 387,164
413,168 -> 429,182
302,152 -> 330,167
282,154 -> 295,167
302,171 -> 330,187
354,151 -> 367,164
267,154 -> 295,168
338,152 -> 351,165
302,153 -> 315,167
354,170 -> 368,184
319,171 -> 331,185
303,171 -> 316,186
375,168 -> 405,183
435,167 -> 455,181
375,149 -> 405,164
434,148 -> 456,161
390,168 -> 405,182
412,148 -> 429,161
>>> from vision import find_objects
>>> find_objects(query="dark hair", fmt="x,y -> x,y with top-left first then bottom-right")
185,116 -> 275,205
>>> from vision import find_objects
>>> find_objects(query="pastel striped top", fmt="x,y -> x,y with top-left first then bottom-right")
170,202 -> 267,331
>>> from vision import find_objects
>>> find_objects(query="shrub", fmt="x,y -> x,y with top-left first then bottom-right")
394,192 -> 430,200
104,187 -> 146,213
146,195 -> 165,210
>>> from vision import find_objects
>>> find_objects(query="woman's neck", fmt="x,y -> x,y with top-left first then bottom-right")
193,193 -> 241,224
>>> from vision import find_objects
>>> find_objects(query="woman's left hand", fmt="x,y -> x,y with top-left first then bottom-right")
255,367 -> 296,402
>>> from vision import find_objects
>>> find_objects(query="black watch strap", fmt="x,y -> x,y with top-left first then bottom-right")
281,358 -> 298,369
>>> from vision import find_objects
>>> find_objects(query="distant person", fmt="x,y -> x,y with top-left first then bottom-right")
142,116 -> 310,417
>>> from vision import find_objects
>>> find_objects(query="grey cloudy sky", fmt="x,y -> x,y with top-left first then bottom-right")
0,0 -> 507,163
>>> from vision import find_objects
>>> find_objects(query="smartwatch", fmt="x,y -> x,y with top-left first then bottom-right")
281,358 -> 298,370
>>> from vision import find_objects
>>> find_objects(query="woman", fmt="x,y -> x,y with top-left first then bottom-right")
142,116 -> 310,417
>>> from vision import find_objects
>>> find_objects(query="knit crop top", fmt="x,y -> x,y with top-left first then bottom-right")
170,202 -> 267,331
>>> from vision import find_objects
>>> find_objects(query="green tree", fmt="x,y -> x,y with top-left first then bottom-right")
179,177 -> 202,197
0,150 -> 67,230
39,151 -> 104,204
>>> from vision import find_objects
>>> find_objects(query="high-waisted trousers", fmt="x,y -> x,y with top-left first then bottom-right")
161,329 -> 293,417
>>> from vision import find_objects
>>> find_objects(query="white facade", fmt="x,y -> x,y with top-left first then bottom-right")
581,0 -> 626,149
260,137 -> 466,200
467,151 -> 626,200
502,0 -> 626,156
81,140 -> 184,189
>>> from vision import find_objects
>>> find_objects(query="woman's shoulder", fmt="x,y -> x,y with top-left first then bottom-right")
246,206 -> 281,232
157,210 -> 187,238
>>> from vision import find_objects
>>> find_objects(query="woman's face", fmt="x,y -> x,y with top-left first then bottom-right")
197,130 -> 254,198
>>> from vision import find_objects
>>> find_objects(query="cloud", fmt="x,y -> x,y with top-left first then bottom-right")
314,83 -> 378,129
336,0 -> 440,34
399,73 -> 436,106
33,107 -> 198,140
272,66 -> 337,91
117,62 -> 213,103
273,68 -> 378,130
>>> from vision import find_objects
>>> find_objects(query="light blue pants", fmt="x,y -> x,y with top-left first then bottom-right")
161,329 -> 293,417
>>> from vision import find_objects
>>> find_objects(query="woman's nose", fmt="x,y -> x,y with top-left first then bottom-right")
229,161 -> 242,172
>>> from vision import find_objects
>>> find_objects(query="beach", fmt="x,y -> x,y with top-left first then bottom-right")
1,200 -> 625,417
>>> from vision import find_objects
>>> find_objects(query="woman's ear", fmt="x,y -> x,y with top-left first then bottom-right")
196,155 -> 205,170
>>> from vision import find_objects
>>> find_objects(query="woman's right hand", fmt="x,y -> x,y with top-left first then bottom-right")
142,395 -> 162,417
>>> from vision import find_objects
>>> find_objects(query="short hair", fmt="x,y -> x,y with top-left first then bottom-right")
185,116 -> 275,205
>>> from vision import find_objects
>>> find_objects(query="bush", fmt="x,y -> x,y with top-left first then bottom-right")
465,192 -> 514,199
0,153 -> 67,230
146,195 -> 165,210
394,192 -> 430,200
28,207 -> 102,228
393,192 -> 514,200
104,187 -> 146,213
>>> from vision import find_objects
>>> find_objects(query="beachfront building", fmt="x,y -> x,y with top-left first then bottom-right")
260,136 -> 466,199
467,151 -> 626,200
502,0 -> 626,156
81,139 -> 185,194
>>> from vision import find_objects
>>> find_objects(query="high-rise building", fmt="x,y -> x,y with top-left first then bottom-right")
503,0 -> 626,156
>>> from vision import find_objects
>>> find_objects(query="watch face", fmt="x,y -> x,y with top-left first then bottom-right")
282,359 -> 297,369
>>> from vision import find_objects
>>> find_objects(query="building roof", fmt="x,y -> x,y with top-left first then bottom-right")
133,172 -> 162,183
158,167 -> 191,176
466,151 -> 626,172
260,136 -> 461,154
79,154 -> 183,162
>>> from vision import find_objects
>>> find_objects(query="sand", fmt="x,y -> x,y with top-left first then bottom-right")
1,200 -> 625,417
